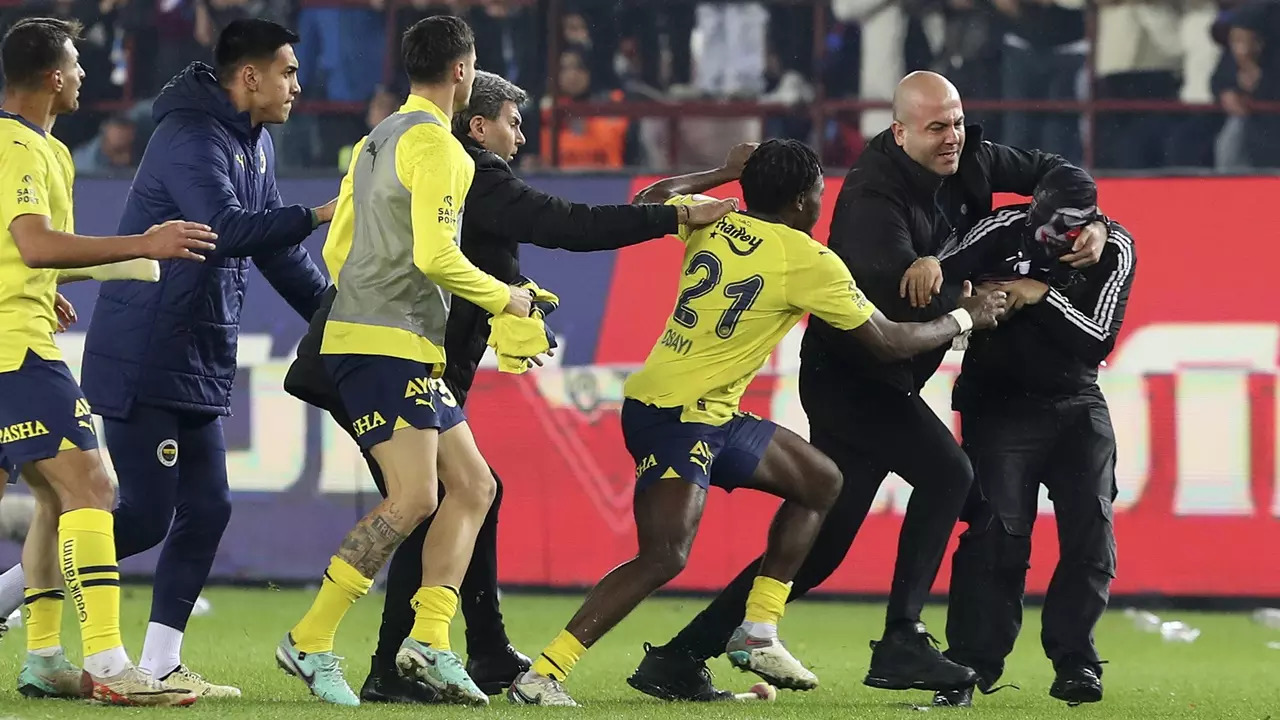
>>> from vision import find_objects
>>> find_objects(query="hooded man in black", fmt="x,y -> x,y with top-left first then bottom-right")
933,164 -> 1135,707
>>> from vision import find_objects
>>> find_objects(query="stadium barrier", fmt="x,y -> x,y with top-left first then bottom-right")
14,172 -> 1279,601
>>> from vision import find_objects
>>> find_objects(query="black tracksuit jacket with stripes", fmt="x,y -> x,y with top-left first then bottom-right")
938,204 -> 1137,411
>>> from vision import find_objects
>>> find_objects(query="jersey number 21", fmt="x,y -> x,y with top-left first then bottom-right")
673,251 -> 764,339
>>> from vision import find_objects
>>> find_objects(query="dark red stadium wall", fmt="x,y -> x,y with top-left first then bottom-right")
467,175 -> 1280,598
36,175 -> 1280,599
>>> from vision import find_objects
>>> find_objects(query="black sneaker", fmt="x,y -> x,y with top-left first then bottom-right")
627,643 -> 734,702
933,677 -> 1015,707
863,622 -> 979,692
933,686 -> 974,707
1049,662 -> 1103,705
466,644 -> 532,696
359,654 -> 440,704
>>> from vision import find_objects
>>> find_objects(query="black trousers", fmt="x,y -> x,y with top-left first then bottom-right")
366,452 -> 510,663
667,358 -> 974,661
943,388 -> 1117,685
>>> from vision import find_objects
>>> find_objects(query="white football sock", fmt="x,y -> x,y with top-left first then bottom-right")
84,646 -> 130,678
741,620 -> 778,639
0,564 -> 27,620
138,622 -> 184,678
30,646 -> 61,658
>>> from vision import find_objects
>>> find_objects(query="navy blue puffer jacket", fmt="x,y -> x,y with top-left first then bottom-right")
81,63 -> 328,418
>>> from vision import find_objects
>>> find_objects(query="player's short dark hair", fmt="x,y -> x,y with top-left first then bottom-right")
1,17 -> 82,91
740,139 -> 822,214
402,15 -> 475,86
214,18 -> 299,84
451,71 -> 527,135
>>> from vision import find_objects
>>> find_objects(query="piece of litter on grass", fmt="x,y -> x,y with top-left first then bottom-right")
191,595 -> 212,616
1253,608 -> 1280,629
1125,608 -> 1163,632
1160,620 -> 1201,642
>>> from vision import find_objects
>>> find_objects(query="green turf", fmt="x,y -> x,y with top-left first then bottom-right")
0,586 -> 1274,718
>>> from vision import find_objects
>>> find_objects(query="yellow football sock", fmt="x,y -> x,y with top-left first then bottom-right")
409,586 -> 458,650
743,575 -> 793,625
531,630 -> 587,682
291,556 -> 373,653
58,508 -> 122,657
23,588 -> 64,654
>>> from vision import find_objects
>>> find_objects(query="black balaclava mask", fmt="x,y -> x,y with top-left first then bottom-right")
1023,164 -> 1101,287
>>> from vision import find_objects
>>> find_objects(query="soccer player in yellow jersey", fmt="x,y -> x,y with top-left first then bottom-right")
0,17 -> 218,707
510,140 -> 1008,706
276,16 -> 533,707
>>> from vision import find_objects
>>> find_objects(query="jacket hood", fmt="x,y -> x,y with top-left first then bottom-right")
152,62 -> 256,139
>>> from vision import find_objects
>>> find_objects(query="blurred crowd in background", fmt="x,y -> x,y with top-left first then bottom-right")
4,0 -> 1278,175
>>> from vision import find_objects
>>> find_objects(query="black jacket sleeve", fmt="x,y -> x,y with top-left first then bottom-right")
1022,222 -> 1136,366
466,159 -> 679,251
938,206 -> 1029,282
977,139 -> 1071,196
831,187 -> 960,324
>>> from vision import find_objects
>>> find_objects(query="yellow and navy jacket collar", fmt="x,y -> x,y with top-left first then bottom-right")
399,94 -> 450,126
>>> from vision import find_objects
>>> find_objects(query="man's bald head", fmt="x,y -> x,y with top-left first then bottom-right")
892,71 -> 960,123
891,71 -> 966,176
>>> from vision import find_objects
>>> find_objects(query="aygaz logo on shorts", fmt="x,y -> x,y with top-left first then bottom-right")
156,439 -> 178,467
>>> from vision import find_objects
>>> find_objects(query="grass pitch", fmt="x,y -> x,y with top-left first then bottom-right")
0,587 -> 1274,718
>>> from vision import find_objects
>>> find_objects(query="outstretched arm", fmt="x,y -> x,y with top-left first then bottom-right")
632,142 -> 755,210
465,162 -> 679,252
3,141 -> 214,268
788,242 -> 1006,362
162,127 -> 328,258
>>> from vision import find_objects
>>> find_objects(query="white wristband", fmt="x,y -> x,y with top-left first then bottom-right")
947,308 -> 973,334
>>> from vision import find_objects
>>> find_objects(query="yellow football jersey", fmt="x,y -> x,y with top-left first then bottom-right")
0,114 -> 75,373
624,194 -> 877,425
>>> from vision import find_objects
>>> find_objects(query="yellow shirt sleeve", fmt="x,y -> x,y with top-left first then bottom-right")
786,241 -> 876,330
663,193 -> 720,242
397,124 -> 509,316
0,139 -> 52,231
322,135 -> 362,286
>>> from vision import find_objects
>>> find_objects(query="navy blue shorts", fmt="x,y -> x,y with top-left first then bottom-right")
620,399 -> 778,492
0,351 -> 99,483
322,353 -> 466,451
